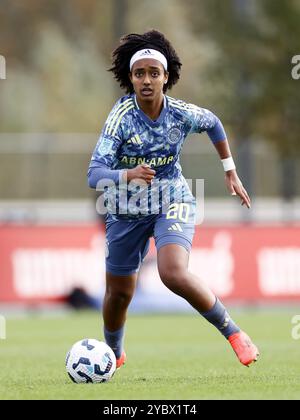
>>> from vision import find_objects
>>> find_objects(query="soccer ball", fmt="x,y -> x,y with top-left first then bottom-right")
66,339 -> 116,383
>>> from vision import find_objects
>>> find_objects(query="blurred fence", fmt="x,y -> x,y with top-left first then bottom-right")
1,133 -> 300,201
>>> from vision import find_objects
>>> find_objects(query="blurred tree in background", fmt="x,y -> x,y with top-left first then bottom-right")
0,0 -> 299,200
188,0 -> 300,199
0,0 -> 116,131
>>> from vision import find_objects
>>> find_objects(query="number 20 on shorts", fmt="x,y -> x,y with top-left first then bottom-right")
166,203 -> 190,223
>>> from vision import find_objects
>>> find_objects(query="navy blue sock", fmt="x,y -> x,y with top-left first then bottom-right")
104,326 -> 125,359
200,298 -> 240,339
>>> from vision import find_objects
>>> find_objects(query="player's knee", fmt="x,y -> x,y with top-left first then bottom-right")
158,266 -> 187,294
105,288 -> 133,308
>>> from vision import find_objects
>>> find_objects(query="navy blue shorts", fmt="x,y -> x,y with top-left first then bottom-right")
105,202 -> 196,276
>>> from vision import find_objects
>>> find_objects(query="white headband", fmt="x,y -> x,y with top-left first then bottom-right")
130,49 -> 168,71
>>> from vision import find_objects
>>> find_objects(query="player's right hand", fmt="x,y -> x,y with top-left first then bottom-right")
124,164 -> 156,185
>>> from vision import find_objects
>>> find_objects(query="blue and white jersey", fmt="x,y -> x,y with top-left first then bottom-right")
88,94 -> 226,218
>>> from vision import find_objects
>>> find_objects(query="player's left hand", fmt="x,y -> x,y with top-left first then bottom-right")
225,170 -> 251,209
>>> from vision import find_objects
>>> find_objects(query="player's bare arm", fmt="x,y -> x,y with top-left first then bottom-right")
214,139 -> 251,209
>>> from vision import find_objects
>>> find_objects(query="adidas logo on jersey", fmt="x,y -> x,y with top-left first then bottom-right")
168,223 -> 183,232
127,135 -> 143,146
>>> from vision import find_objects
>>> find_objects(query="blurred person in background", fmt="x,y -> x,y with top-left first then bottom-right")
87,30 -> 259,369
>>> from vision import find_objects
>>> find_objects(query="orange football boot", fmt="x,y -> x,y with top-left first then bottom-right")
116,351 -> 126,369
228,331 -> 259,367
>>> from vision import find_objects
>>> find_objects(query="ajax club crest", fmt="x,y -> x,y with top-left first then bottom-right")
167,127 -> 182,145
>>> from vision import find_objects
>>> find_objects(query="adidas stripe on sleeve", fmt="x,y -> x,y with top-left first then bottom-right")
87,97 -> 134,188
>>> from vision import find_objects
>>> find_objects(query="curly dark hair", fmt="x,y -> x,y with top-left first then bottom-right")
109,30 -> 182,94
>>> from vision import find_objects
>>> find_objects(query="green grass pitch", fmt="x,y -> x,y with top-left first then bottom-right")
0,310 -> 299,400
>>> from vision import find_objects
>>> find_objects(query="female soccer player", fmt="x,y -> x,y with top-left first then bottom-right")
88,30 -> 259,368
